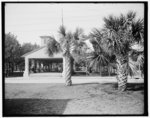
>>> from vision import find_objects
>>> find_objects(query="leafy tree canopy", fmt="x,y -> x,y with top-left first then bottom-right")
20,43 -> 40,55
5,33 -> 21,62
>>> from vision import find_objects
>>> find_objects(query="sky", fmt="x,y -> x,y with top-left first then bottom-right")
5,3 -> 144,46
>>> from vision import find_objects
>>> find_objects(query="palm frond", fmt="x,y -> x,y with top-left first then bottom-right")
61,33 -> 72,56
108,29 -> 125,55
119,14 -> 126,26
88,52 -> 109,71
58,25 -> 66,38
73,28 -> 84,40
88,54 -> 98,70
132,19 -> 144,42
101,39 -> 113,56
126,11 -> 136,20
87,45 -> 110,69
128,57 -> 138,77
104,15 -> 125,32
47,36 -> 61,56
71,39 -> 89,63
137,53 -> 144,65
90,28 -> 103,39
89,38 -> 102,51
137,53 -> 144,74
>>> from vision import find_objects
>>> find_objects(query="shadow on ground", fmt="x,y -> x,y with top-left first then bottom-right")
126,83 -> 144,91
4,82 -> 144,115
99,83 -> 144,94
4,99 -> 70,116
73,83 -> 144,91
72,82 -> 100,86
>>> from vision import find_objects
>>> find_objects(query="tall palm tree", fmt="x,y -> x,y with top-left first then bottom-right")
47,26 -> 84,86
102,11 -> 144,91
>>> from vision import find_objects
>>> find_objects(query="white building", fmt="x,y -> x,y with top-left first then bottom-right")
22,36 -> 64,77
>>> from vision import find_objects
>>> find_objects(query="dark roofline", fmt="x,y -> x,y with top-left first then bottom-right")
21,46 -> 46,58
40,36 -> 52,39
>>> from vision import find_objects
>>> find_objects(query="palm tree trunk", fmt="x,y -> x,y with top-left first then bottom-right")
64,55 -> 72,86
116,55 -> 128,91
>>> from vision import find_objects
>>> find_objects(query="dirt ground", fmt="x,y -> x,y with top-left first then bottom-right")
4,82 -> 144,115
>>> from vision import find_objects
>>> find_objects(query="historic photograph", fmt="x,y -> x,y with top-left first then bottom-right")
3,2 -> 147,116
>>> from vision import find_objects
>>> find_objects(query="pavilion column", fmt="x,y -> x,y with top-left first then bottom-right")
41,62 -> 43,72
31,59 -> 35,68
23,57 -> 29,77
36,60 -> 39,72
31,59 -> 35,73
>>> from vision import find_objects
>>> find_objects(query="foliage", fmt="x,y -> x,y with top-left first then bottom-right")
5,33 -> 21,61
102,11 -> 144,77
47,36 -> 61,56
132,19 -> 144,42
86,31 -> 115,74
21,43 -> 40,55
5,33 -> 21,72
87,11 -> 144,78
47,26 -> 87,62
5,32 -> 40,74
58,26 -> 75,56
71,28 -> 89,63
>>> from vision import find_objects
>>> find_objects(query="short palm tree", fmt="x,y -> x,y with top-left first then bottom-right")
47,26 -> 85,86
102,11 -> 144,91
87,29 -> 112,76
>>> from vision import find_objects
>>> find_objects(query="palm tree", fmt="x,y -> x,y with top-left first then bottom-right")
86,29 -> 113,76
47,26 -> 85,86
102,11 -> 144,91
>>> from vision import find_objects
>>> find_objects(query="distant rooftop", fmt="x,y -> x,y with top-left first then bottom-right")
40,36 -> 53,47
40,36 -> 52,39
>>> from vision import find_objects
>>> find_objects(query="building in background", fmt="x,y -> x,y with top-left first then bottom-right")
22,36 -> 64,77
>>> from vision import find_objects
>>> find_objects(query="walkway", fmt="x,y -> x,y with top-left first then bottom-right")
5,76 -> 144,84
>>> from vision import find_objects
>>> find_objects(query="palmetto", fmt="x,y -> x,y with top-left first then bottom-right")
89,12 -> 144,91
102,12 -> 144,91
87,29 -> 112,75
47,26 -> 84,86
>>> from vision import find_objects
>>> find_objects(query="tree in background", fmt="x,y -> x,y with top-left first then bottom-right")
21,43 -> 40,55
5,32 -> 40,76
5,33 -> 21,74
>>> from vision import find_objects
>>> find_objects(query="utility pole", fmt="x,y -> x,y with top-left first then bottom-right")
62,8 -> 64,26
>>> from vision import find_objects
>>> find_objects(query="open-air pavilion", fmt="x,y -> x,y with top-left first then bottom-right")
22,46 -> 64,77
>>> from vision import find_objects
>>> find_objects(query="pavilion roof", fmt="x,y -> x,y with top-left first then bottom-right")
21,46 -> 46,57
